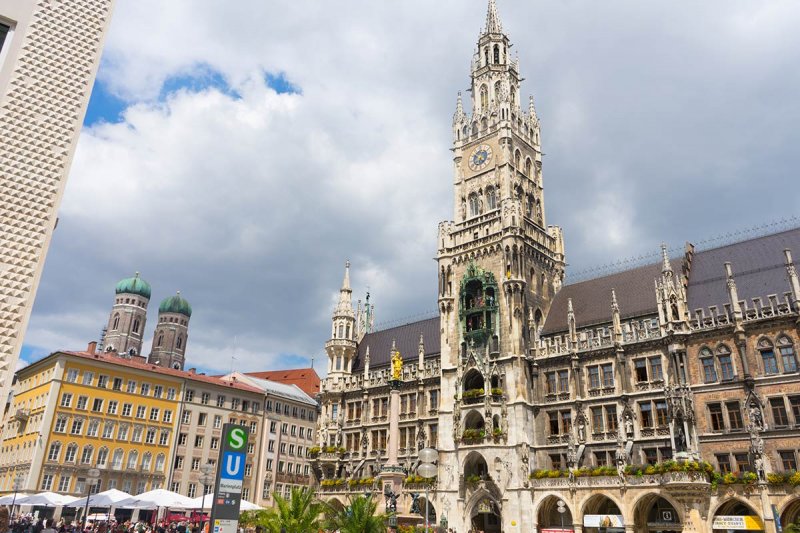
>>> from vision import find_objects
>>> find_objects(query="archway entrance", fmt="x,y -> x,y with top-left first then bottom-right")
537,495 -> 573,532
633,494 -> 681,533
781,498 -> 800,531
712,500 -> 764,532
470,497 -> 501,533
583,495 -> 624,533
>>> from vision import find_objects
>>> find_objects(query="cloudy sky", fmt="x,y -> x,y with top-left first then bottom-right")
20,0 -> 800,374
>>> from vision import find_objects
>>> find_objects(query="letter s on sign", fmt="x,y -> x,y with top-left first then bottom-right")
228,427 -> 246,450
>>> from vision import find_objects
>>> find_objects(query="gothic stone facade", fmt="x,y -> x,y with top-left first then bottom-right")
317,3 -> 800,533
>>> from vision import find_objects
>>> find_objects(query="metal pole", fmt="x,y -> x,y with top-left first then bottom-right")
10,487 -> 17,520
83,487 -> 91,532
201,484 -> 207,531
425,486 -> 429,532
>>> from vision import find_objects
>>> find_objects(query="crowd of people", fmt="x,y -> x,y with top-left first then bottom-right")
5,515 -> 210,533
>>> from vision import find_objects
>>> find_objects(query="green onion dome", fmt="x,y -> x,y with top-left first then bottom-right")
115,272 -> 151,299
159,291 -> 192,318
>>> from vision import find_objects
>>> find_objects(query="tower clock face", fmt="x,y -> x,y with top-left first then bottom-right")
468,144 -> 493,171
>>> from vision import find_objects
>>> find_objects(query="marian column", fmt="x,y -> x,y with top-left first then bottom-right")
380,342 -> 405,527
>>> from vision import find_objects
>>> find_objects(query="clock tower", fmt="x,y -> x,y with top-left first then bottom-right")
436,0 -> 565,528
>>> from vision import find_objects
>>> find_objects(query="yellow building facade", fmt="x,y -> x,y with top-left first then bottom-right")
0,348 -> 184,496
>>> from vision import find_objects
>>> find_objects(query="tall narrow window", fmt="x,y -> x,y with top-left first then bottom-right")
700,349 -> 717,382
486,187 -> 496,210
176,335 -> 183,349
480,85 -> 488,110
132,319 -> 140,333
717,346 -> 734,380
760,343 -> 778,375
779,337 -> 798,373
112,314 -> 120,330
493,44 -> 499,63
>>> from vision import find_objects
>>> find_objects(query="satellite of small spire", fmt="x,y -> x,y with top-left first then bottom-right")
660,243 -> 672,274
485,0 -> 503,34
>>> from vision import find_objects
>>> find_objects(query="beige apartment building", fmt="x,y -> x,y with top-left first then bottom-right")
224,372 -> 319,507
168,372 -> 265,502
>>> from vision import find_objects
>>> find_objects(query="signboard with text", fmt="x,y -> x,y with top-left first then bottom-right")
711,515 -> 764,530
210,424 -> 248,533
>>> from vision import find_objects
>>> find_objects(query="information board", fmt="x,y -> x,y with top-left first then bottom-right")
210,424 -> 248,533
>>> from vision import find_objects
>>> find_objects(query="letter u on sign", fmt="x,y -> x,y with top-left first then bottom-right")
222,452 -> 245,480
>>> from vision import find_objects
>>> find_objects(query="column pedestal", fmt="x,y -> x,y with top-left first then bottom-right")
379,380 -> 405,519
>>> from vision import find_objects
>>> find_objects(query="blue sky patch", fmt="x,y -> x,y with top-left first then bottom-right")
83,79 -> 127,126
160,63 -> 241,101
264,71 -> 301,95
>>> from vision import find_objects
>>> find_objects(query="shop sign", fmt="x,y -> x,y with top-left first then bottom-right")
711,515 -> 764,530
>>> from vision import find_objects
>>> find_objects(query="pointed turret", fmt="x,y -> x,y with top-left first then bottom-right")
567,298 -> 577,344
454,91 -> 464,124
611,289 -> 622,341
418,333 -> 425,369
326,261 -> 357,375
661,243 -> 672,275
529,95 -> 539,126
484,0 -> 503,34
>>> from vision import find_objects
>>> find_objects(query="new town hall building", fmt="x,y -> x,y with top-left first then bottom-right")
315,2 -> 800,532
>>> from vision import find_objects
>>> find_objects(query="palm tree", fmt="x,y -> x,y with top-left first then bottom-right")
324,494 -> 387,533
254,487 -> 324,533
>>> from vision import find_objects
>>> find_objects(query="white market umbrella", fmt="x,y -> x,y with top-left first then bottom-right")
67,488 -> 133,508
15,492 -> 77,506
116,489 -> 196,509
188,494 -> 263,511
0,493 -> 33,505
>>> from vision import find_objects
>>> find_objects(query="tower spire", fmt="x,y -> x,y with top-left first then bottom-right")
661,243 -> 672,274
485,0 -> 503,34
335,260 -> 354,316
453,91 -> 464,124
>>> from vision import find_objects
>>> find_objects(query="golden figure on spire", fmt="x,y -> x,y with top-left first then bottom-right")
391,349 -> 403,380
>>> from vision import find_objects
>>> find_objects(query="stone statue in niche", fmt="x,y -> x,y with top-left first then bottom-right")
624,413 -> 634,440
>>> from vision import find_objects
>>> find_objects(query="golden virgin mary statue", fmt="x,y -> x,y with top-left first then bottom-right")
391,350 -> 403,380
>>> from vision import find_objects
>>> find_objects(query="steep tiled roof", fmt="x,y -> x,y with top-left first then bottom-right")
686,227 -> 800,315
245,368 -> 320,397
57,351 -> 264,394
353,317 -> 440,372
542,227 -> 800,335
542,259 -> 681,335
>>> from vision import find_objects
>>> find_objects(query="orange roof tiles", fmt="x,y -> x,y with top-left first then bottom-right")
61,351 -> 264,394
245,368 -> 320,397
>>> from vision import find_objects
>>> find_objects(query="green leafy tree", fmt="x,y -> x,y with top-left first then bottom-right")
324,494 -> 387,533
246,487 -> 324,533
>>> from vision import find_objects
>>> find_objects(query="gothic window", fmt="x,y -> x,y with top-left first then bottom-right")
514,150 -> 521,169
486,187 -> 496,210
484,47 -> 489,66
700,348 -> 717,382
345,324 -> 350,339
468,193 -> 480,217
112,314 -> 120,330
778,336 -> 798,373
759,339 -> 778,375
481,117 -> 488,131
493,44 -> 499,63
510,87 -> 515,106
157,333 -> 163,347
176,335 -> 183,349
472,122 -> 478,136
338,324 -> 344,339
524,158 -> 532,177
525,194 -> 533,217
132,319 -> 139,333
716,344 -> 734,380
480,85 -> 488,110
494,81 -> 501,101
462,125 -> 468,138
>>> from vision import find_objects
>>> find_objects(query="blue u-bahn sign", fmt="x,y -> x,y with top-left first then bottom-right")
210,424 -> 249,533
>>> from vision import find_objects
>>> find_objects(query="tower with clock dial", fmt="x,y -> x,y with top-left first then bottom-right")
435,1 -> 566,527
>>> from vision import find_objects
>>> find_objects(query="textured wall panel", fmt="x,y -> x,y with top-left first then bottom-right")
0,0 -> 115,408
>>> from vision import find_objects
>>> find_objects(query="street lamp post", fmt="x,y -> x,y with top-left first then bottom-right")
199,463 -> 215,530
82,468 -> 101,532
417,448 -> 438,533
10,474 -> 24,520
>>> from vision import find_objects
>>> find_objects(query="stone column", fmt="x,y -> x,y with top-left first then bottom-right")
387,384 -> 401,467
379,379 -> 405,522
